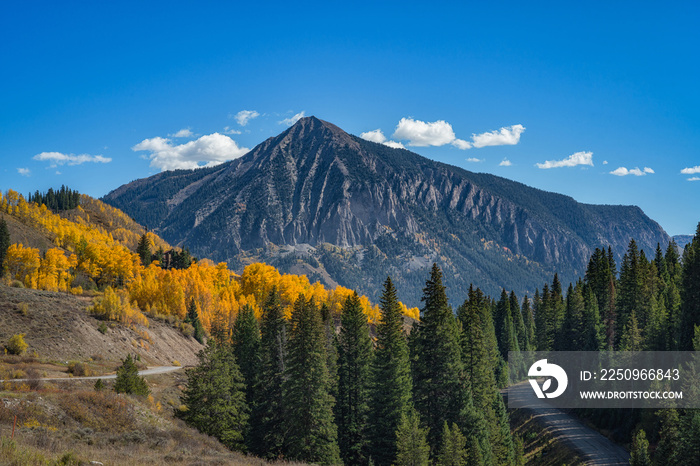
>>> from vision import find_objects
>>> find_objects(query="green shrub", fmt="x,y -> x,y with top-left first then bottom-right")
68,361 -> 90,377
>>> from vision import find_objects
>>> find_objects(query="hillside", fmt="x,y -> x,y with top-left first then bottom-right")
0,286 -> 312,465
0,285 -> 202,368
103,116 -> 670,305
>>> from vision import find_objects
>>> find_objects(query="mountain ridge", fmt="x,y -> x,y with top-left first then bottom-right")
103,116 -> 670,305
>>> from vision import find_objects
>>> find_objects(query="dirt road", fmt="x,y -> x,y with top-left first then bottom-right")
507,381 -> 630,465
0,365 -> 183,383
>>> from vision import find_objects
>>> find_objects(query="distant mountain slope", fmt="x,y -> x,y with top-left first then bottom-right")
673,234 -> 693,251
103,117 -> 670,305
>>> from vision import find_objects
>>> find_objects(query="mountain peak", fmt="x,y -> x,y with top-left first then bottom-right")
103,117 -> 669,305
288,115 -> 349,138
279,115 -> 359,152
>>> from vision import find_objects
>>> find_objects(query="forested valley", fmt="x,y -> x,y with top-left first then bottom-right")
1,188 -> 700,465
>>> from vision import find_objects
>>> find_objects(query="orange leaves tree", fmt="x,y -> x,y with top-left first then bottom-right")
3,189 -> 417,331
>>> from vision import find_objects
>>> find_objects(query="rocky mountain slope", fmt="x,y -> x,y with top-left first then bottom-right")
103,117 -> 670,305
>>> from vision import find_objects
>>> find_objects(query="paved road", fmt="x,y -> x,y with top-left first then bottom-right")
507,381 -> 630,466
0,365 -> 183,383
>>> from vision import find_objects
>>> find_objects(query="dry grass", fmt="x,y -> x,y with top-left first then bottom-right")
0,380 -> 309,466
0,284 -> 203,368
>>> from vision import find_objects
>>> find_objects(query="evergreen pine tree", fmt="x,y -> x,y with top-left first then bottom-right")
646,293 -> 668,350
665,239 -> 681,282
679,223 -> 700,350
179,340 -> 249,451
231,304 -> 261,409
582,288 -> 604,351
467,435 -> 484,466
655,242 -> 667,279
114,354 -> 150,396
503,305 -> 522,379
153,246 -> 165,265
617,240 -> 644,347
494,289 -> 511,358
185,297 -> 206,344
607,246 -> 618,278
410,264 -> 470,451
654,408 -> 680,465
457,285 -> 498,411
283,295 -> 341,464
605,276 -> 617,350
678,412 -> 700,466
369,277 -> 413,466
584,247 -> 614,320
550,274 -> 565,342
510,291 -> 528,353
522,296 -> 536,351
619,309 -> 642,351
629,429 -> 651,466
249,288 -> 288,458
336,292 -> 373,465
436,422 -> 467,466
0,218 -> 9,275
558,282 -> 584,351
490,392 -> 515,466
665,279 -> 682,350
535,285 -> 553,350
394,409 -> 430,466
321,303 -> 339,403
136,233 -> 152,267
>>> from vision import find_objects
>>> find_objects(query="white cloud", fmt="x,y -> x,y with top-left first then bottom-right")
383,118 -> 525,151
499,158 -> 512,166
392,118 -> 457,147
451,138 -> 472,150
223,126 -> 242,135
609,166 -> 654,176
360,129 -> 387,144
235,110 -> 260,126
170,128 -> 194,138
471,124 -> 525,148
279,111 -> 305,126
33,152 -> 112,167
602,160 -> 608,165
536,151 -> 594,169
17,168 -> 30,176
132,133 -> 250,171
360,129 -> 405,149
383,140 -> 405,149
688,177 -> 700,181
681,165 -> 700,174
466,157 -> 483,163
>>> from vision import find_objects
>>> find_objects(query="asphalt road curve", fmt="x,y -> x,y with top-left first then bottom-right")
507,381 -> 630,466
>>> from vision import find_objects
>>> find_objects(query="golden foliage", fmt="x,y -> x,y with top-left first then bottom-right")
89,287 -> 149,327
3,189 -> 417,329
6,333 -> 28,355
5,243 -> 41,288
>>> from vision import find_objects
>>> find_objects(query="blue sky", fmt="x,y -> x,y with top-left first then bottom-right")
1,1 -> 699,236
